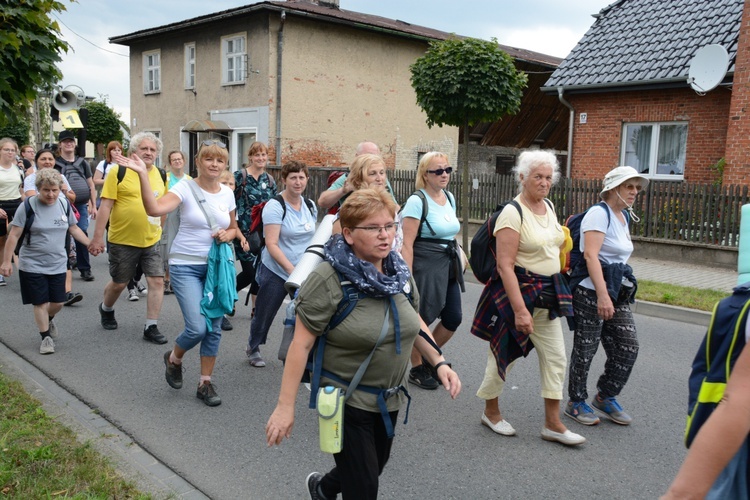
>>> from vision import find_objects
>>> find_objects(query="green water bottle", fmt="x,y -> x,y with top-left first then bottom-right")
317,386 -> 344,453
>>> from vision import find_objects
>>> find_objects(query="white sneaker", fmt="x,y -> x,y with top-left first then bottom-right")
127,288 -> 140,301
40,336 -> 55,354
0,276 -> 6,286
48,318 -> 58,339
136,281 -> 148,296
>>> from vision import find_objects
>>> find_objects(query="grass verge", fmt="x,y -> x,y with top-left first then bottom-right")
637,280 -> 727,312
0,370 -> 150,499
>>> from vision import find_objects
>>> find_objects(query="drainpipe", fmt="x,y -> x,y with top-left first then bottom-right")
275,11 -> 286,164
557,86 -> 574,178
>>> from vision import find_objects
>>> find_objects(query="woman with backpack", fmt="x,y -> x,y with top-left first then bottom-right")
245,160 -> 317,367
472,150 -> 584,446
564,166 -> 647,427
0,137 -> 25,286
232,142 -> 277,326
265,188 -> 460,499
400,151 -> 464,390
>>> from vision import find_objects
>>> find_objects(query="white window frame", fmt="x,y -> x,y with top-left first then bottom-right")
144,130 -> 162,168
221,33 -> 246,85
184,43 -> 196,89
620,121 -> 688,180
143,50 -> 161,94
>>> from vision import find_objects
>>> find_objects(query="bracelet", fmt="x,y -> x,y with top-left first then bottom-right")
434,361 -> 452,372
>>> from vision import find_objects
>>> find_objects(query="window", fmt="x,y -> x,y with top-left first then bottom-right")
495,155 -> 515,175
222,34 -> 246,85
143,50 -> 161,94
621,122 -> 688,179
184,43 -> 195,89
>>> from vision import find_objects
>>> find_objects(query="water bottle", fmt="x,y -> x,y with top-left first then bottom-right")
317,386 -> 344,453
277,297 -> 296,362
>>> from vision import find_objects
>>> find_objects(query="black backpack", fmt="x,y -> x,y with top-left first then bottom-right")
55,157 -> 91,204
564,201 -> 629,273
401,189 -> 455,240
116,164 -> 167,185
14,196 -> 72,255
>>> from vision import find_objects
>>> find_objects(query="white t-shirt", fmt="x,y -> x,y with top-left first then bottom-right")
168,181 -> 236,265
579,203 -> 633,290
95,160 -> 115,178
24,173 -> 72,194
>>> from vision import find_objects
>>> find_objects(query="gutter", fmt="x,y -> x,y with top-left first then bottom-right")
557,87 -> 574,178
276,10 -> 285,163
541,76 -> 734,95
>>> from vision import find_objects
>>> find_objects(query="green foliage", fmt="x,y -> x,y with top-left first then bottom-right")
0,1 -> 71,126
0,118 -> 31,147
410,37 -> 528,128
82,100 -> 125,149
710,157 -> 725,187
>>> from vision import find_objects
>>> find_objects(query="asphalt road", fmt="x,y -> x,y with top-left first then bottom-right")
0,255 -> 705,499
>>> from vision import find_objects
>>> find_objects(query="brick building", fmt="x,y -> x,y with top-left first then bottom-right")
542,0 -> 750,185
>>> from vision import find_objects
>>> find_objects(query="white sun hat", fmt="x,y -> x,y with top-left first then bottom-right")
601,166 -> 649,196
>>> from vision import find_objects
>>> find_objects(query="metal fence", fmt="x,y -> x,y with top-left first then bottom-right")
270,166 -> 750,248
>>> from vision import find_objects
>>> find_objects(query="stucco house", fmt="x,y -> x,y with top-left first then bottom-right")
110,0 -> 565,175
542,0 -> 750,185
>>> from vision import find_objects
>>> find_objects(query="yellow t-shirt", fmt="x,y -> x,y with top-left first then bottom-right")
101,165 -> 165,247
494,195 -> 564,276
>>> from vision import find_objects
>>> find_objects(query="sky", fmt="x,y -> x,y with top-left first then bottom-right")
53,0 -> 615,126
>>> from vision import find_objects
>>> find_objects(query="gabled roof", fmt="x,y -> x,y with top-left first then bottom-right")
109,0 -> 561,68
542,0 -> 743,93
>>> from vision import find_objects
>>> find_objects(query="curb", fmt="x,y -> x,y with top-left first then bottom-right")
632,300 -> 711,327
0,341 -> 208,500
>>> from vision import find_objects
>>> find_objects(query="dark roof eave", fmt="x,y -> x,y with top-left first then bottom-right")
541,75 -> 734,95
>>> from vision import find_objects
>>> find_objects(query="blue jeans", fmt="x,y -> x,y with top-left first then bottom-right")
74,203 -> 91,272
170,264 -> 222,357
248,263 -> 289,352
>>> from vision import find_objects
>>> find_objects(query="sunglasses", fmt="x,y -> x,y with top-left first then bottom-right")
201,139 -> 227,148
427,167 -> 453,175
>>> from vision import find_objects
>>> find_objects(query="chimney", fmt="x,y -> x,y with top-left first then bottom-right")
318,0 -> 340,8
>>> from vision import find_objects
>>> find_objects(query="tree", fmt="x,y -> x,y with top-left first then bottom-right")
81,99 -> 126,156
0,115 -> 31,148
410,37 -> 528,249
0,1 -> 71,126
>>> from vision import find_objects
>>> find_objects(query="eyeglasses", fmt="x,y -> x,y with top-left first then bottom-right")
1,148 -> 16,153
427,167 -> 453,175
201,139 -> 227,148
349,222 -> 399,234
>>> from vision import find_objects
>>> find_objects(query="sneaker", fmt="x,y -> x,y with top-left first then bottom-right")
227,306 -> 236,318
408,364 -> 438,390
221,316 -> 233,331
305,472 -> 326,500
196,381 -> 221,406
80,269 -> 94,281
564,400 -> 601,426
592,395 -> 632,425
247,349 -> 266,367
99,303 -> 118,330
163,351 -> 183,389
0,276 -> 6,286
63,291 -> 83,306
163,280 -> 173,295
135,281 -> 147,296
127,288 -> 140,301
541,427 -> 586,446
143,325 -> 168,345
40,336 -> 55,355
48,318 -> 58,339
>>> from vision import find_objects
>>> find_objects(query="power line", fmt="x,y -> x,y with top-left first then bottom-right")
52,14 -> 129,57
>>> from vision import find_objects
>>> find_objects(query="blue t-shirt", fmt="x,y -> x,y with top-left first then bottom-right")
401,189 -> 460,240
260,194 -> 318,280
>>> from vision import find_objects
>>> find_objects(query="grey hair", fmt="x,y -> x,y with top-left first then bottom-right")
35,168 -> 64,190
512,149 -> 561,192
129,132 -> 163,156
355,141 -> 380,156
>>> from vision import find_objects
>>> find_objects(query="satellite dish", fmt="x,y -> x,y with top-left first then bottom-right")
688,44 -> 729,93
63,85 -> 86,106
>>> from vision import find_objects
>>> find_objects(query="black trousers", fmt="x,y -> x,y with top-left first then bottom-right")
319,405 -> 398,500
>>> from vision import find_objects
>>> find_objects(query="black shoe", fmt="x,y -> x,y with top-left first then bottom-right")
409,364 -> 439,390
64,292 -> 83,306
306,472 -> 327,500
163,351 -> 183,389
422,357 -> 443,386
143,325 -> 168,345
80,269 -> 94,281
221,316 -> 233,331
196,382 -> 221,406
99,303 -> 118,330
227,306 -> 236,318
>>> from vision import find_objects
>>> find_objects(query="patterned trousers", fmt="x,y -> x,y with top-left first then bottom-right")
568,286 -> 639,402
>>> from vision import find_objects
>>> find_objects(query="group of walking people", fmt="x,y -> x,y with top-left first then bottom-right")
2,134 -> 652,498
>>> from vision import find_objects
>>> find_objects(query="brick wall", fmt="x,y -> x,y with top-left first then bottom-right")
569,88 -> 732,183
724,0 -> 750,185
